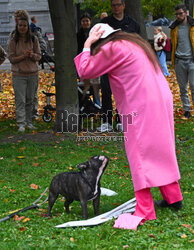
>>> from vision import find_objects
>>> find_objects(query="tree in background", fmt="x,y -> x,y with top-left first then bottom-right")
80,0 -> 111,18
125,0 -> 147,40
185,0 -> 194,17
48,0 -> 79,133
142,0 -> 182,19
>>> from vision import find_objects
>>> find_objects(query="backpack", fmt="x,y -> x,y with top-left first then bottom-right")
163,37 -> 171,52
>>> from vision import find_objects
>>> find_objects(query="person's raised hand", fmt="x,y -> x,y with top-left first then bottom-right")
84,26 -> 104,48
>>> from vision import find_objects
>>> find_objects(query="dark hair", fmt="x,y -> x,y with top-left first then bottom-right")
14,17 -> 33,44
175,4 -> 187,12
31,16 -> 36,22
80,12 -> 92,21
91,31 -> 160,72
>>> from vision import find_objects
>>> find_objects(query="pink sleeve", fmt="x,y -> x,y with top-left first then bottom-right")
74,41 -> 126,79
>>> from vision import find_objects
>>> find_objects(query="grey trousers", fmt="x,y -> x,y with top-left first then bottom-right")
13,75 -> 38,126
175,58 -> 194,111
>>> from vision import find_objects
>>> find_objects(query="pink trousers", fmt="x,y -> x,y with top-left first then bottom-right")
133,181 -> 183,221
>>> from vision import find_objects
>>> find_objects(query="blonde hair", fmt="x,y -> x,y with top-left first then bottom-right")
156,26 -> 167,40
14,10 -> 29,20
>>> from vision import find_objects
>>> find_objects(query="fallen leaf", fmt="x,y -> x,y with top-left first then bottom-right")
182,224 -> 192,229
148,234 -> 156,238
14,215 -> 25,221
181,234 -> 187,239
22,218 -> 30,223
9,189 -> 16,193
30,184 -> 38,190
19,147 -> 26,151
17,156 -> 25,159
177,149 -> 181,155
33,163 -> 39,167
19,227 -> 26,232
38,208 -> 47,212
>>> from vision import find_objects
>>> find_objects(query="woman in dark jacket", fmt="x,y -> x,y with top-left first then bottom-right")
77,13 -> 101,106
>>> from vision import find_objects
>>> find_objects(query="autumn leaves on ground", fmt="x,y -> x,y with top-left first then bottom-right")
0,67 -> 193,123
0,68 -> 193,249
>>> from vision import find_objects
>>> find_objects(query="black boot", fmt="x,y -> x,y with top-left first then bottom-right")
155,200 -> 183,210
184,111 -> 191,119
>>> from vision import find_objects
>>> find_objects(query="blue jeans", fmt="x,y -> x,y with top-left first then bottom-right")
157,50 -> 170,76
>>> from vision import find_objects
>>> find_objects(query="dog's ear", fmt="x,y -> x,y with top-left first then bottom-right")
77,163 -> 88,170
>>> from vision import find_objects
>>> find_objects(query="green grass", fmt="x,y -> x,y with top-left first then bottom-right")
0,119 -> 193,249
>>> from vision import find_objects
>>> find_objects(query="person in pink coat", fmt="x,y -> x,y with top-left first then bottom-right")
74,23 -> 183,228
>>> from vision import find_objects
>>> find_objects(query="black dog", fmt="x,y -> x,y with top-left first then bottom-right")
47,155 -> 109,219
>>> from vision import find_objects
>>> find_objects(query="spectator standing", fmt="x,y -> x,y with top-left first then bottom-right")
0,46 -> 7,92
8,17 -> 41,132
169,4 -> 194,119
154,26 -> 170,76
98,0 -> 140,132
77,13 -> 101,106
30,16 -> 39,33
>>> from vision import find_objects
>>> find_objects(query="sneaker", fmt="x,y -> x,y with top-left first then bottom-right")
18,126 -> 25,132
184,111 -> 191,119
155,200 -> 183,210
116,123 -> 123,132
96,122 -> 113,132
27,124 -> 37,130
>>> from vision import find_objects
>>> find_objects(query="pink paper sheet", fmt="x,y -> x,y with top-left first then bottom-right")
113,213 -> 144,230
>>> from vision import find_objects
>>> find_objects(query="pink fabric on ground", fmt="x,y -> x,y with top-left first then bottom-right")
159,181 -> 183,204
134,188 -> 157,221
113,213 -> 144,230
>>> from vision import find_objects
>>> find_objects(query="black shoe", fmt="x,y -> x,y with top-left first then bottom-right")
155,200 -> 183,210
184,111 -> 191,119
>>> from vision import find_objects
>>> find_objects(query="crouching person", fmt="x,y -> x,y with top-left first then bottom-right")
8,17 -> 41,132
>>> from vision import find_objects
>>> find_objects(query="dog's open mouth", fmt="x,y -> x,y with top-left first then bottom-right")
99,155 -> 108,167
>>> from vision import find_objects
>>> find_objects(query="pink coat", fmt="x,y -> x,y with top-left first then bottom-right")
74,40 -> 180,191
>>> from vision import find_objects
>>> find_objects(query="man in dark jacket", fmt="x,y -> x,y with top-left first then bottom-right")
97,0 -> 140,132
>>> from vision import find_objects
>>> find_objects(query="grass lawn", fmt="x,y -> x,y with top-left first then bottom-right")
0,117 -> 193,249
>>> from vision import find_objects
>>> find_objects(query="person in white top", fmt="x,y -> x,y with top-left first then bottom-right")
154,26 -> 170,76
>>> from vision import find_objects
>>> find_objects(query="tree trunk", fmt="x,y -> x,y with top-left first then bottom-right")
48,0 -> 79,133
185,0 -> 193,17
125,0 -> 148,40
